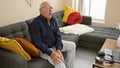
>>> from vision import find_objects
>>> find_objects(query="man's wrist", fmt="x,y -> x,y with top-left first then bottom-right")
56,50 -> 60,51
47,49 -> 52,56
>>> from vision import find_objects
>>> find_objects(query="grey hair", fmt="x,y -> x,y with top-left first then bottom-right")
39,1 -> 49,10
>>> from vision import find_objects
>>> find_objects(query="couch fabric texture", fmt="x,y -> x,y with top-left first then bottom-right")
0,10 -> 120,68
0,21 -> 53,68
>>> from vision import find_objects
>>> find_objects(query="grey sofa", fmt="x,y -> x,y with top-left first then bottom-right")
53,10 -> 120,50
0,10 -> 120,68
0,22 -> 54,68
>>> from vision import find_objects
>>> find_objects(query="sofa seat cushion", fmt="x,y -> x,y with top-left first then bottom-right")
28,58 -> 53,68
79,26 -> 120,50
79,26 -> 120,44
61,33 -> 79,44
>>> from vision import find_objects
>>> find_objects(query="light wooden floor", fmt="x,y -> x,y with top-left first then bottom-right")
75,47 -> 97,68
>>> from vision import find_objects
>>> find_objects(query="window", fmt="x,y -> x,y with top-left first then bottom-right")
73,0 -> 107,23
85,0 -> 107,22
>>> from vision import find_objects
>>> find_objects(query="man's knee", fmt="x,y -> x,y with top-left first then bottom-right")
69,42 -> 76,50
55,62 -> 66,68
62,40 -> 76,50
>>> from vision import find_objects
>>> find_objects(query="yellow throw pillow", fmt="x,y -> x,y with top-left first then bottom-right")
13,38 -> 40,57
62,5 -> 79,23
0,37 -> 31,61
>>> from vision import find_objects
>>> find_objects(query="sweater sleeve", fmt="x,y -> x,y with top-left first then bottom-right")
54,18 -> 63,50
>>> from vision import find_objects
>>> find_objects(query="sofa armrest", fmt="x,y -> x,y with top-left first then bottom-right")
0,49 -> 28,68
81,16 -> 92,25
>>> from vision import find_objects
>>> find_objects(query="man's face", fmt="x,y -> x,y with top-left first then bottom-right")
40,3 -> 53,19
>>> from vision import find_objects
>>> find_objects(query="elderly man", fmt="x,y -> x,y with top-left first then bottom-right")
29,1 -> 76,68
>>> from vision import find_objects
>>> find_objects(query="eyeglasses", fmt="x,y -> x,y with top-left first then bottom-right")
42,7 -> 53,10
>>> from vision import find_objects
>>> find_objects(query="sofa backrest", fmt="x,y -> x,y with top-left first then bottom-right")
0,22 -> 31,42
0,10 -> 92,42
53,10 -> 68,27
25,10 -> 92,28
81,16 -> 92,25
25,18 -> 34,27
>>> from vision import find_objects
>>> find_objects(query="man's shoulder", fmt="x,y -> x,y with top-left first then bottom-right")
29,16 -> 40,27
31,16 -> 41,23
33,15 -> 41,21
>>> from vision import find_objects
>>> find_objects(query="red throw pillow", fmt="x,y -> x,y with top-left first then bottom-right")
67,12 -> 82,25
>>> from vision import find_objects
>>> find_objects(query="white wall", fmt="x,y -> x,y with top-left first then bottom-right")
89,0 -> 120,28
104,0 -> 120,28
0,0 -> 64,26
63,0 -> 72,6
1,0 -> 119,28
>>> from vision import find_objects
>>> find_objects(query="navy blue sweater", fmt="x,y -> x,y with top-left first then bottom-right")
29,15 -> 63,56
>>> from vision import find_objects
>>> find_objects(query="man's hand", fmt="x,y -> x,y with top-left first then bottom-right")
50,50 -> 64,64
56,50 -> 64,62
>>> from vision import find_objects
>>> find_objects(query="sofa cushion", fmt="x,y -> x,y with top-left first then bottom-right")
53,10 -> 67,27
67,12 -> 82,25
62,5 -> 79,23
79,26 -> 120,44
13,38 -> 40,57
25,18 -> 34,27
81,16 -> 92,25
53,10 -> 92,26
61,33 -> 79,44
0,37 -> 31,61
0,22 -> 31,42
78,26 -> 120,50
28,58 -> 54,68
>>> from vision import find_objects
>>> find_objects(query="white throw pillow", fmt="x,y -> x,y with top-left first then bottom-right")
59,24 -> 95,35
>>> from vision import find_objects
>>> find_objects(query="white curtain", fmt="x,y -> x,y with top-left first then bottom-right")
72,0 -> 78,10
72,0 -> 85,15
74,0 -> 107,21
